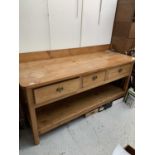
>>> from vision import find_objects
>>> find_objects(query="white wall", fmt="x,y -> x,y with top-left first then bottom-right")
19,0 -> 117,53
81,0 -> 117,47
48,0 -> 83,50
19,0 -> 50,53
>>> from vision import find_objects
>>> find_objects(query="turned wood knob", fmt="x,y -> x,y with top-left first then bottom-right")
56,87 -> 64,92
92,75 -> 98,81
118,68 -> 123,73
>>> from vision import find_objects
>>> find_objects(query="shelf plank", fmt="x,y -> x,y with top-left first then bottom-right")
37,84 -> 125,135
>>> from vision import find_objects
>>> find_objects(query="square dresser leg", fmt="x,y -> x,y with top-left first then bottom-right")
123,62 -> 134,93
26,88 -> 40,145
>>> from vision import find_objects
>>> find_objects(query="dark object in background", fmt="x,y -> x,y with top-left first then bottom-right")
19,87 -> 29,129
111,0 -> 135,53
103,102 -> 113,110
110,0 -> 135,90
19,99 -> 27,129
125,145 -> 135,155
126,49 -> 135,90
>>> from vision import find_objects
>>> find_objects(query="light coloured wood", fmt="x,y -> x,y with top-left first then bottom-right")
37,84 -> 125,134
105,64 -> 131,81
19,51 -> 51,63
19,44 -> 110,63
26,88 -> 40,144
19,50 -> 134,88
19,48 -> 134,145
85,109 -> 98,117
34,70 -> 132,108
82,70 -> 106,88
34,78 -> 81,105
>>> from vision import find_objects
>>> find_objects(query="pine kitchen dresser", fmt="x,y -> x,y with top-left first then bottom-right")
19,45 -> 134,144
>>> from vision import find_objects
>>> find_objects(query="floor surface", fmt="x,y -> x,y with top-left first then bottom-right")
19,98 -> 135,155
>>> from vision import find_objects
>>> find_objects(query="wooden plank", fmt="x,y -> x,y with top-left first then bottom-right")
85,109 -> 98,117
26,88 -> 40,144
19,50 -> 134,88
37,84 -> 125,134
19,51 -> 51,63
19,44 -> 110,63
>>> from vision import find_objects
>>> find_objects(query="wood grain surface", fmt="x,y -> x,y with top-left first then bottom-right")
19,50 -> 134,88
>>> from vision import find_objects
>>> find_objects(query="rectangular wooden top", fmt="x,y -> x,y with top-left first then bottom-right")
19,50 -> 134,88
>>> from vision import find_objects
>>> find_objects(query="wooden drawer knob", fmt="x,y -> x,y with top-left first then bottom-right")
118,68 -> 123,73
92,75 -> 98,81
56,87 -> 64,92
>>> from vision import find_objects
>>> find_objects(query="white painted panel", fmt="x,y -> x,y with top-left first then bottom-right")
48,0 -> 82,50
19,0 -> 50,53
81,0 -> 117,47
101,0 -> 118,43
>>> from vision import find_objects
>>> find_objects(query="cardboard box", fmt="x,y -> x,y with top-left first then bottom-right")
113,22 -> 133,38
129,22 -> 135,38
111,37 -> 134,52
115,0 -> 135,22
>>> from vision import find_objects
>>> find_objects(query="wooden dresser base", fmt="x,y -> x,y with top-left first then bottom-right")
37,84 -> 125,135
20,48 -> 134,144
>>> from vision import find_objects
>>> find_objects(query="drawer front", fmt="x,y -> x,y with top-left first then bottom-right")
106,64 -> 131,81
83,71 -> 106,88
34,78 -> 81,104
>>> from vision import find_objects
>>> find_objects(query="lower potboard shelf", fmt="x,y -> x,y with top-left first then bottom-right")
37,84 -> 125,135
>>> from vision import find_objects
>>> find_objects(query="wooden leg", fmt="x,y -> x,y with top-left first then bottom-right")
123,62 -> 134,93
123,76 -> 130,93
26,88 -> 40,145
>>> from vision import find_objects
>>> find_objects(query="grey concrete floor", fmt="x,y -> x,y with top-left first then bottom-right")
19,98 -> 135,155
